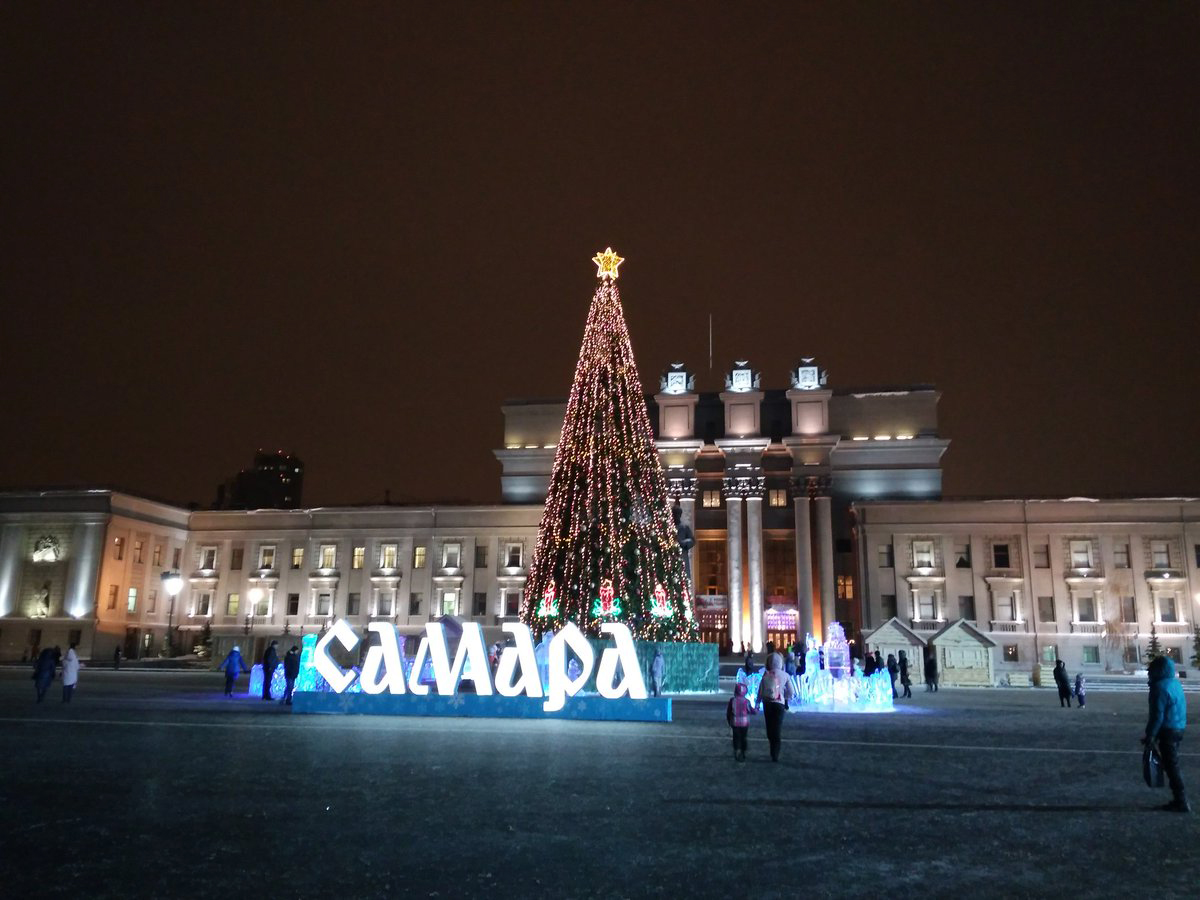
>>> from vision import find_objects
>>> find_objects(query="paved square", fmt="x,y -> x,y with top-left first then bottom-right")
1,670 -> 1195,898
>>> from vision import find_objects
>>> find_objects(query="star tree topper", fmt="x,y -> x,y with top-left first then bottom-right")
592,246 -> 624,280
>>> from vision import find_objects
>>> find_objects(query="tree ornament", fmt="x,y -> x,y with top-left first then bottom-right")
536,584 -> 559,618
592,578 -> 623,618
650,583 -> 673,619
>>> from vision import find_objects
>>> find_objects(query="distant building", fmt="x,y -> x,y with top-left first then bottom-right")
214,450 -> 304,510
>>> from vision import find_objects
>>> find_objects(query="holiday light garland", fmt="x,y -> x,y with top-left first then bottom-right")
519,249 -> 701,642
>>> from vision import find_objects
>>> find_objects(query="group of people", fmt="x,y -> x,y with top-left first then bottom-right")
218,640 -> 301,704
1051,659 -> 1087,708
31,642 -> 81,702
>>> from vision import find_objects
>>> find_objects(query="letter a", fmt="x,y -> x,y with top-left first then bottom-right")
596,622 -> 648,700
359,622 -> 408,695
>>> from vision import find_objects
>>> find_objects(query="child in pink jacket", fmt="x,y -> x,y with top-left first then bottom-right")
726,682 -> 753,761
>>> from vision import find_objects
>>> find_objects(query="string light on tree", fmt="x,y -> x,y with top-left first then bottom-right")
520,248 -> 700,643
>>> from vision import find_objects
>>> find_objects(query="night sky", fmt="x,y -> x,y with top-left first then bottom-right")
4,4 -> 1197,507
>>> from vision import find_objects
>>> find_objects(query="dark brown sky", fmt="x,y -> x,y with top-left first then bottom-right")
3,3 -> 1197,507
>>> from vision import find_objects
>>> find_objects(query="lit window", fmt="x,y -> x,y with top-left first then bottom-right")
380,544 -> 398,569
1070,540 -> 1093,569
702,490 -> 721,509
127,588 -> 137,612
352,546 -> 365,570
291,547 -> 304,570
441,589 -> 458,615
260,546 -> 276,570
114,538 -> 125,561
413,546 -> 426,569
836,575 -> 854,600
1003,645 -> 1019,663
319,544 -> 336,569
133,541 -> 144,564
442,543 -> 462,569
912,540 -> 935,569
226,593 -> 239,616
1150,540 -> 1171,568
767,489 -> 787,508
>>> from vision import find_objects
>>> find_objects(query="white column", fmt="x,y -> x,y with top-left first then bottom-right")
935,588 -> 944,621
65,521 -> 106,619
746,496 -> 764,653
0,523 -> 23,617
726,496 -> 744,652
911,587 -> 920,621
793,493 -> 813,642
815,494 -> 835,634
681,496 -> 697,596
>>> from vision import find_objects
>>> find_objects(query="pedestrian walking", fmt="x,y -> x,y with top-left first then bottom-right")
1144,655 -> 1189,812
757,653 -> 793,763
281,644 -> 300,705
1074,672 -> 1087,709
113,646 -> 121,670
726,681 -> 752,761
650,648 -> 665,697
62,642 -> 81,703
898,650 -> 912,698
926,650 -> 939,692
886,653 -> 899,699
261,640 -> 280,701
1053,659 -> 1072,707
218,645 -> 250,697
32,647 -> 56,702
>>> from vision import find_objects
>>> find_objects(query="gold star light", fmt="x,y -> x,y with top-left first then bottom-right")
592,247 -> 624,280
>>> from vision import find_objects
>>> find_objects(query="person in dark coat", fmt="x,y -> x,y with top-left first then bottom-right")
1144,655 -> 1189,812
218,645 -> 250,697
1053,659 -> 1072,707
864,652 -> 876,677
743,649 -> 754,675
113,646 -> 121,670
32,647 -> 56,702
898,650 -> 912,698
261,640 -> 280,701
926,650 -> 939,692
886,653 -> 899,698
281,644 -> 300,705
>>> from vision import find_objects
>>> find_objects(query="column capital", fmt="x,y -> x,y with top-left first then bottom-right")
665,476 -> 697,500
723,476 -> 764,499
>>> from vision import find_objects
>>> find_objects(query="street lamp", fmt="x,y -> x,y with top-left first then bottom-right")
161,570 -> 184,656
246,587 -> 264,636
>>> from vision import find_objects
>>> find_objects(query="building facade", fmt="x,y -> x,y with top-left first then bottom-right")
853,498 -> 1200,676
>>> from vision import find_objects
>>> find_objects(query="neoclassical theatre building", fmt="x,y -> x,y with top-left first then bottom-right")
1,359 -> 1196,679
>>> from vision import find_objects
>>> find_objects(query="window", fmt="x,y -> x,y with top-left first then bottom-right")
107,585 -> 118,610
958,595 -> 976,621
315,593 -> 332,616
474,545 -> 488,568
1124,645 -> 1140,665
379,544 -> 398,569
347,593 -> 361,616
1158,594 -> 1178,623
505,543 -> 523,568
1082,645 -> 1100,664
68,628 -> 82,646
1042,644 -> 1058,663
954,542 -> 971,568
473,592 -> 487,616
1076,595 -> 1097,623
230,548 -> 243,571
1032,545 -> 1049,569
409,592 -> 423,616
376,592 -> 392,616
172,548 -> 182,569
1113,542 -> 1130,568
196,593 -> 212,616
441,589 -> 458,615
319,544 -> 336,569
1164,646 -> 1182,664
702,490 -> 721,509
995,593 -> 1015,621
127,588 -> 138,613
917,593 -> 936,620
413,546 -> 427,569
133,541 -> 144,564
260,546 -> 276,570
1038,596 -> 1055,623
152,544 -> 162,567
878,544 -> 894,568
505,590 -> 522,616
912,540 -> 934,569
291,548 -> 304,570
147,590 -> 157,614
352,546 -> 365,570
1121,596 -> 1137,623
836,575 -> 853,600
1150,540 -> 1171,568
200,546 -> 217,569
114,537 -> 125,561
1195,544 -> 1200,568
1070,540 -> 1093,569
992,543 -> 1011,569
286,593 -> 300,616
1003,645 -> 1019,662
881,594 -> 897,620
225,592 -> 239,616
768,488 -> 787,507
442,543 -> 461,569
254,592 -> 269,617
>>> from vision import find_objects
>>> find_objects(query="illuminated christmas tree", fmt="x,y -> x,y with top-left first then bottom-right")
521,248 -> 699,642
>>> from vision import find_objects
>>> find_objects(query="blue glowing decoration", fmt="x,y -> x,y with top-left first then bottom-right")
247,664 -> 287,699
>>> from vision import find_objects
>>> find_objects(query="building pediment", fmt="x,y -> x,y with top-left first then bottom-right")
930,617 -> 997,647
862,616 -> 928,647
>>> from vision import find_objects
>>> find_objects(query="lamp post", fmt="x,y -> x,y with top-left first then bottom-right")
246,587 -> 264,637
161,570 -> 184,657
